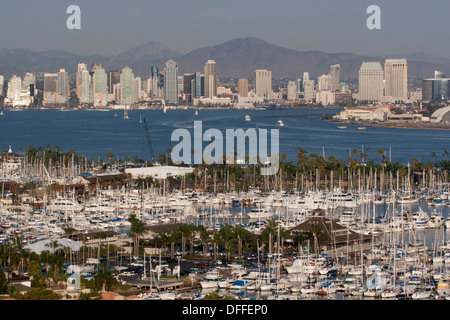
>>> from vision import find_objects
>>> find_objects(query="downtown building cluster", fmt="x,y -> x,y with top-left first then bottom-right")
0,57 -> 446,109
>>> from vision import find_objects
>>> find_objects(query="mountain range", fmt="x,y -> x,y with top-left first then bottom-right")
0,37 -> 448,80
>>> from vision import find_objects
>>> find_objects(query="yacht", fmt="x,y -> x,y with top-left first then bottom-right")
357,126 -> 366,130
245,115 -> 251,122
200,269 -> 221,289
337,125 -> 347,129
46,196 -> 83,213
247,207 -> 273,219
277,119 -> 285,126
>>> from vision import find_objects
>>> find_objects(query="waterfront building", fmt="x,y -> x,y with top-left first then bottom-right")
204,60 -> 217,99
422,71 -> 450,102
358,61 -> 384,103
76,63 -> 88,98
255,69 -> 272,99
43,73 -> 58,105
5,75 -> 33,107
193,72 -> 202,99
57,69 -> 70,104
120,66 -> 134,105
287,81 -> 297,100
237,78 -> 248,98
329,64 -> 340,92
315,90 -> 334,105
183,73 -> 194,103
164,59 -> 178,105
109,70 -> 121,95
303,79 -> 315,102
80,70 -> 92,104
93,67 -> 108,107
384,59 -> 408,103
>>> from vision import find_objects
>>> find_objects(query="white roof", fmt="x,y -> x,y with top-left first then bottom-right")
24,238 -> 84,254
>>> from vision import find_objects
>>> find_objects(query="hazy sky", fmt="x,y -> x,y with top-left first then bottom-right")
1,0 -> 449,58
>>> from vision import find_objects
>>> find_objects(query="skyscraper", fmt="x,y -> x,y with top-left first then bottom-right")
358,61 -> 384,103
422,71 -> 450,102
303,79 -> 315,101
237,78 -> 248,97
384,59 -> 408,103
120,66 -> 134,105
57,69 -> 69,103
193,72 -> 202,98
93,67 -> 108,106
255,69 -> 272,99
76,63 -> 88,98
329,64 -> 340,92
318,74 -> 331,91
80,70 -> 91,104
164,59 -> 178,105
109,70 -> 121,95
287,81 -> 297,100
204,60 -> 217,99
0,75 -> 4,95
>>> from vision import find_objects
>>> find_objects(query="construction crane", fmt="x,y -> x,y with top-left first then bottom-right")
142,118 -> 155,164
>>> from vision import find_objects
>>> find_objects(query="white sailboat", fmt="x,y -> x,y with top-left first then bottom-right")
195,110 -> 198,116
124,106 -> 130,120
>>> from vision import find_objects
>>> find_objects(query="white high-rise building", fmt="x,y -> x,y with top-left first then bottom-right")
384,59 -> 408,103
0,75 -> 4,95
303,79 -> 315,102
76,63 -> 88,98
7,75 -> 21,104
204,60 -> 217,99
255,69 -> 272,99
318,74 -> 331,91
287,81 -> 297,100
358,61 -> 384,103
80,70 -> 91,104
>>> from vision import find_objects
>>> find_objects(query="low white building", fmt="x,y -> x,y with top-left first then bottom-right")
125,165 -> 194,180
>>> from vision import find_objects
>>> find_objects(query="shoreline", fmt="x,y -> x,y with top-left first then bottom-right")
328,119 -> 450,131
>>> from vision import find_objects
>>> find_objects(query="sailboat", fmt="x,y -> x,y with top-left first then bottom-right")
140,114 -> 143,123
124,106 -> 130,120
195,110 -> 198,116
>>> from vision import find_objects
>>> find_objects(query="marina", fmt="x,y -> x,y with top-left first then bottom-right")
0,109 -> 449,300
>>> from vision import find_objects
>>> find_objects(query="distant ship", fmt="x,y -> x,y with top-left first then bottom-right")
245,115 -> 251,122
277,119 -> 285,126
337,125 -> 347,129
357,126 -> 366,130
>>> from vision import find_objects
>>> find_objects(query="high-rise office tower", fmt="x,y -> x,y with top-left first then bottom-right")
44,73 -> 58,105
80,70 -> 91,104
57,69 -> 69,103
204,60 -> 217,99
120,66 -> 134,105
164,59 -> 178,105
183,73 -> 194,103
133,77 -> 141,102
303,79 -> 315,101
193,72 -> 202,98
7,75 -> 21,103
287,81 -> 297,100
329,64 -> 340,92
384,59 -> 408,103
238,78 -> 248,97
358,61 -> 384,102
150,66 -> 162,98
76,63 -> 88,98
255,69 -> 272,99
318,74 -> 331,91
0,75 -> 4,95
422,70 -> 450,102
93,67 -> 108,106
109,70 -> 121,95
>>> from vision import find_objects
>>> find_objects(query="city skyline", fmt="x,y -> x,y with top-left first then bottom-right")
0,0 -> 449,59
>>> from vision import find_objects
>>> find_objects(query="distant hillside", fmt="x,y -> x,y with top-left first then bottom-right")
0,37 -> 448,80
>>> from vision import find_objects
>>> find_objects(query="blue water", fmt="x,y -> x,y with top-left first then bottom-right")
0,108 -> 449,164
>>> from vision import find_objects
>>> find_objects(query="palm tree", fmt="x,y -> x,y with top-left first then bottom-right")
94,262 -> 119,292
218,224 -> 235,261
127,214 -> 145,257
443,150 -> 449,161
